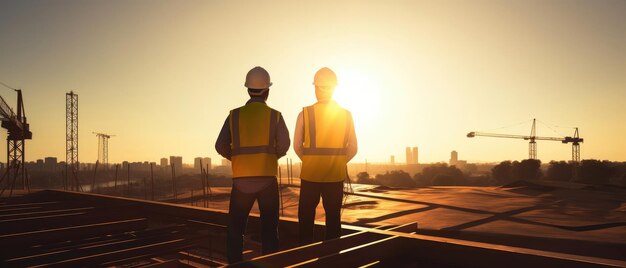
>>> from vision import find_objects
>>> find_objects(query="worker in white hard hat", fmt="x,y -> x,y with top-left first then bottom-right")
215,66 -> 290,263
293,67 -> 358,244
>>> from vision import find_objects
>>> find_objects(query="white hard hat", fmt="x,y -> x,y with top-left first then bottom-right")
313,67 -> 337,87
245,66 -> 272,90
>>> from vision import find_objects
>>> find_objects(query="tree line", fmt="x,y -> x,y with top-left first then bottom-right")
355,159 -> 626,188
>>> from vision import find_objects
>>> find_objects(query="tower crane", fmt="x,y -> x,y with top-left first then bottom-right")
467,119 -> 583,162
0,83 -> 32,197
93,132 -> 114,168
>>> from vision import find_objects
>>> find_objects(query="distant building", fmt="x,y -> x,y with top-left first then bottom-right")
406,147 -> 412,165
449,150 -> 467,167
160,158 -> 168,167
194,157 -> 201,171
44,157 -> 58,171
221,158 -> 231,167
36,159 -> 44,171
194,157 -> 211,172
203,157 -> 211,170
406,147 -> 418,165
450,151 -> 458,165
390,155 -> 395,165
169,156 -> 183,173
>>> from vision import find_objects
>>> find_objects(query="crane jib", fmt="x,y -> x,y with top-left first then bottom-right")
467,119 -> 583,162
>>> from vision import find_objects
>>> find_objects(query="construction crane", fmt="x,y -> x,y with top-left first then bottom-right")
467,119 -> 583,162
93,132 -> 115,168
0,82 -> 32,197
66,91 -> 79,191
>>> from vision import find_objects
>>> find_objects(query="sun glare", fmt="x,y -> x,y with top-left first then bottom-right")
333,69 -> 381,122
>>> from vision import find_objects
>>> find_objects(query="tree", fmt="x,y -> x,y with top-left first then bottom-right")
491,161 -> 513,184
357,172 -> 370,181
546,161 -> 573,181
356,172 -> 376,185
375,170 -> 416,188
579,160 -> 614,185
512,159 -> 542,181
491,159 -> 541,184
415,163 -> 465,186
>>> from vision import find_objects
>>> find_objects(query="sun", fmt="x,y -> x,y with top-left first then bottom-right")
333,69 -> 381,122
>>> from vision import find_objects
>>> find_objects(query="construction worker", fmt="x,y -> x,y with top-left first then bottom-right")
294,67 -> 358,244
215,66 -> 290,263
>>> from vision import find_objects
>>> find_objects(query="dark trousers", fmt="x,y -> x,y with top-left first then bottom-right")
298,179 -> 344,245
227,179 -> 279,263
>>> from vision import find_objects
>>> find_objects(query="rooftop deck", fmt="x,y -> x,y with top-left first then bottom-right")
0,190 -> 623,267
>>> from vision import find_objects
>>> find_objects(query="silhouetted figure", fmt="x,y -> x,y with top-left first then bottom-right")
294,67 -> 357,244
215,66 -> 290,263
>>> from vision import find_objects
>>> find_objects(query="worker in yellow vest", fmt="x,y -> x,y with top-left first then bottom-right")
215,66 -> 290,263
294,67 -> 358,244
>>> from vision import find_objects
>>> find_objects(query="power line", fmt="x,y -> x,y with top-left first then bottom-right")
0,81 -> 19,91
536,119 -> 565,137
478,119 -> 533,133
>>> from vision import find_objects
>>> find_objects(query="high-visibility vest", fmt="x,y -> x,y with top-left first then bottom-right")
300,102 -> 351,182
229,102 -> 280,178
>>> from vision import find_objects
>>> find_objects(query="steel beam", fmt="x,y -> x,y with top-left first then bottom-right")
0,218 -> 148,247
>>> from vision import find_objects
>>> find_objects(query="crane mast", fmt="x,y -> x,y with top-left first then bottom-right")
93,132 -> 115,169
0,89 -> 33,197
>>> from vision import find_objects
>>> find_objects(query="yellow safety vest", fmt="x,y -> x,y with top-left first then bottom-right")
229,102 -> 280,178
300,102 -> 351,182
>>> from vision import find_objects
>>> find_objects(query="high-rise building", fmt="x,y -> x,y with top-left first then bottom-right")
44,157 -> 58,171
406,147 -> 418,165
193,157 -> 212,172
36,159 -> 44,171
450,150 -> 458,166
194,157 -> 202,171
390,155 -> 395,165
203,157 -> 211,170
160,157 -> 168,167
169,156 -> 183,173
405,147 -> 413,165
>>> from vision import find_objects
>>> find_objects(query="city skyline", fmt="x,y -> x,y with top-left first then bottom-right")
1,1 -> 625,164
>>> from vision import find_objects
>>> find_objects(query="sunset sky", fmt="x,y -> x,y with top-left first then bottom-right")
0,0 -> 624,165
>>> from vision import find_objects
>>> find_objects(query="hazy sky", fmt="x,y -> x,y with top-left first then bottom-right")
0,0 -> 624,165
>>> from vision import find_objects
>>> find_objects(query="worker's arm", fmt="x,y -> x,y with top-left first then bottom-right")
293,111 -> 304,160
215,117 -> 232,160
275,114 -> 290,159
346,111 -> 358,162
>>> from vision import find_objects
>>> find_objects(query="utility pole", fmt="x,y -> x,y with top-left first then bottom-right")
114,164 -> 119,194
171,164 -> 177,202
91,160 -> 99,193
127,163 -> 130,197
150,162 -> 154,201
278,166 -> 283,216
206,163 -> 211,207
200,159 -> 206,208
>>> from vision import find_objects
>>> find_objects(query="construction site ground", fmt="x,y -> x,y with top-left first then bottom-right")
170,179 -> 626,261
